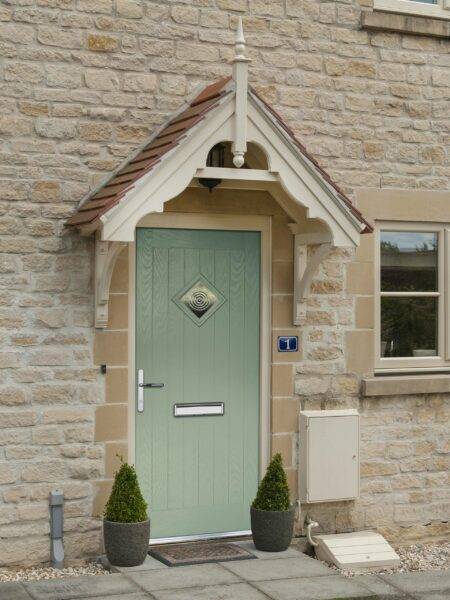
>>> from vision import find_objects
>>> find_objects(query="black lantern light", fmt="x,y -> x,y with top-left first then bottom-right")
198,143 -> 225,192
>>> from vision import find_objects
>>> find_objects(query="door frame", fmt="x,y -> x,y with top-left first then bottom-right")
128,213 -> 272,528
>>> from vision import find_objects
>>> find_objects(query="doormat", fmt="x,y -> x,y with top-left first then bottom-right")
149,541 -> 256,567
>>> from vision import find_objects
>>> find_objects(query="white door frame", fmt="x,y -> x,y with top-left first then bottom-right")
128,212 -> 272,538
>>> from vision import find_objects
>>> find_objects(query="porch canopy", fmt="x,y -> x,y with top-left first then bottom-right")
66,19 -> 371,328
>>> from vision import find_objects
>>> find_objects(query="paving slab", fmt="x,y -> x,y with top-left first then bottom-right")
151,582 -> 270,600
109,554 -> 168,573
253,574 -> 380,599
356,574 -> 410,597
220,555 -> 333,581
23,574 -> 137,600
380,570 -> 450,594
78,595 -> 151,600
124,563 -> 240,592
412,593 -> 450,600
0,582 -> 33,599
233,540 -> 306,560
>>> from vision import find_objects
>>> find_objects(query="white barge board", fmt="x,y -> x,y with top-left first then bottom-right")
315,530 -> 400,570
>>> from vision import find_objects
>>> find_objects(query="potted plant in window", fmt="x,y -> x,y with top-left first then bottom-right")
251,453 -> 295,552
103,459 -> 150,567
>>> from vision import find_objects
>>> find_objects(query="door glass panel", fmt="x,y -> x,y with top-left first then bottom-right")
380,231 -> 437,292
172,274 -> 226,326
380,296 -> 437,358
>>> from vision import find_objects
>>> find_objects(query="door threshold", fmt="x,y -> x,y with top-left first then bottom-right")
149,530 -> 251,545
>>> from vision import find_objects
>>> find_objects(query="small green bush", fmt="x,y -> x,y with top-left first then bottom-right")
104,459 -> 148,523
252,453 -> 290,512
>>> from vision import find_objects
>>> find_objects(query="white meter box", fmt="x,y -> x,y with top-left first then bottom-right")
299,410 -> 359,503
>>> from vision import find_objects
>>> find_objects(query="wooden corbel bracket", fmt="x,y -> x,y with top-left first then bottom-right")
291,232 -> 333,326
95,235 -> 126,328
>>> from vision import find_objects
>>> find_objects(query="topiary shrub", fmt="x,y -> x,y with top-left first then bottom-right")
252,453 -> 290,512
104,459 -> 148,523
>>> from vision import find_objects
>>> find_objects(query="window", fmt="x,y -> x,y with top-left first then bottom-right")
376,224 -> 450,371
373,0 -> 450,20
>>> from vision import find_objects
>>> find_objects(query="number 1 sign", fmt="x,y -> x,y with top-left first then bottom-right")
277,336 -> 298,352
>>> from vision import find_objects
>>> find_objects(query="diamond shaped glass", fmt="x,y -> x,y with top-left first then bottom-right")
173,275 -> 226,326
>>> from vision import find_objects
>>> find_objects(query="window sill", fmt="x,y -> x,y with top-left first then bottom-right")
361,11 -> 450,38
362,374 -> 450,397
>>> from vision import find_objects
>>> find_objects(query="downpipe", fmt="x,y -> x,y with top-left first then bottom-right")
49,490 -> 64,568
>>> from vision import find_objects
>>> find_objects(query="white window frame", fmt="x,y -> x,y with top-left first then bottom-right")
375,221 -> 450,372
374,0 -> 450,20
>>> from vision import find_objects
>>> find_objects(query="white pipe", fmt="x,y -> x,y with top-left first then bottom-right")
305,516 -> 319,547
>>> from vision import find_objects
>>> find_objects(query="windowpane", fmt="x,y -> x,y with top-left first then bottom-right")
380,231 -> 437,292
381,297 -> 437,358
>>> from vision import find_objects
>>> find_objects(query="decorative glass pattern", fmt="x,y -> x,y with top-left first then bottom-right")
173,275 -> 226,326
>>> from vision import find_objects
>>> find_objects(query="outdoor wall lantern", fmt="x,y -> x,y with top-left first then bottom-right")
198,143 -> 225,192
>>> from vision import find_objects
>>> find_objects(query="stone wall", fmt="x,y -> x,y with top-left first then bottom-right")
0,0 -> 448,565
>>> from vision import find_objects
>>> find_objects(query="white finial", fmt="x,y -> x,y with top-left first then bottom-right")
231,17 -> 250,168
233,16 -> 246,62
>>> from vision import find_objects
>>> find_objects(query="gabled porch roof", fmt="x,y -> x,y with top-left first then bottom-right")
66,21 -> 371,244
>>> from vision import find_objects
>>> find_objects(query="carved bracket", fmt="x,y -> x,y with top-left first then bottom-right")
292,233 -> 333,326
95,236 -> 126,328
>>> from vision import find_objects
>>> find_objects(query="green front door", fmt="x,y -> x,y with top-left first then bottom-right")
135,227 -> 260,539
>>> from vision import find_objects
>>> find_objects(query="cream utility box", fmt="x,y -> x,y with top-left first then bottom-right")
299,409 -> 359,503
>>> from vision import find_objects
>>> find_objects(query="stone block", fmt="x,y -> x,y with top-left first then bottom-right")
95,403 -> 127,442
0,410 -> 38,429
160,74 -> 186,96
361,460 -> 399,477
32,426 -> 63,445
0,463 -> 17,485
271,434 -> 293,467
87,33 -> 118,52
0,386 -> 27,406
46,65 -> 82,88
78,122 -> 112,142
104,367 -> 128,404
94,331 -> 128,366
272,295 -> 293,329
21,460 -> 65,483
272,398 -> 299,433
346,330 -> 374,376
5,61 -> 44,84
176,42 -> 219,62
78,0 -> 113,13
272,363 -> 294,397
37,25 -> 82,48
123,73 -> 157,92
117,0 -> 144,18
85,69 -> 119,91
35,118 -> 76,139
171,5 -> 198,24
294,376 -> 330,397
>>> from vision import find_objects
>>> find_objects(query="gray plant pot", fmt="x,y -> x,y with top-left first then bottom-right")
251,505 -> 295,552
103,519 -> 150,567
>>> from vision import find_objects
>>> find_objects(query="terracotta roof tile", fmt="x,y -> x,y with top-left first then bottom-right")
66,76 -> 231,228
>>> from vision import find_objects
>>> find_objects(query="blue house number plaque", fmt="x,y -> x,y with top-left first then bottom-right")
278,336 -> 298,352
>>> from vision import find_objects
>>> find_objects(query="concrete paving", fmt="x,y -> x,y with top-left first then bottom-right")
0,541 -> 448,600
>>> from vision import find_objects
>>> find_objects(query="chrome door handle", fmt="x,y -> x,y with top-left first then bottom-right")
137,369 -> 164,413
